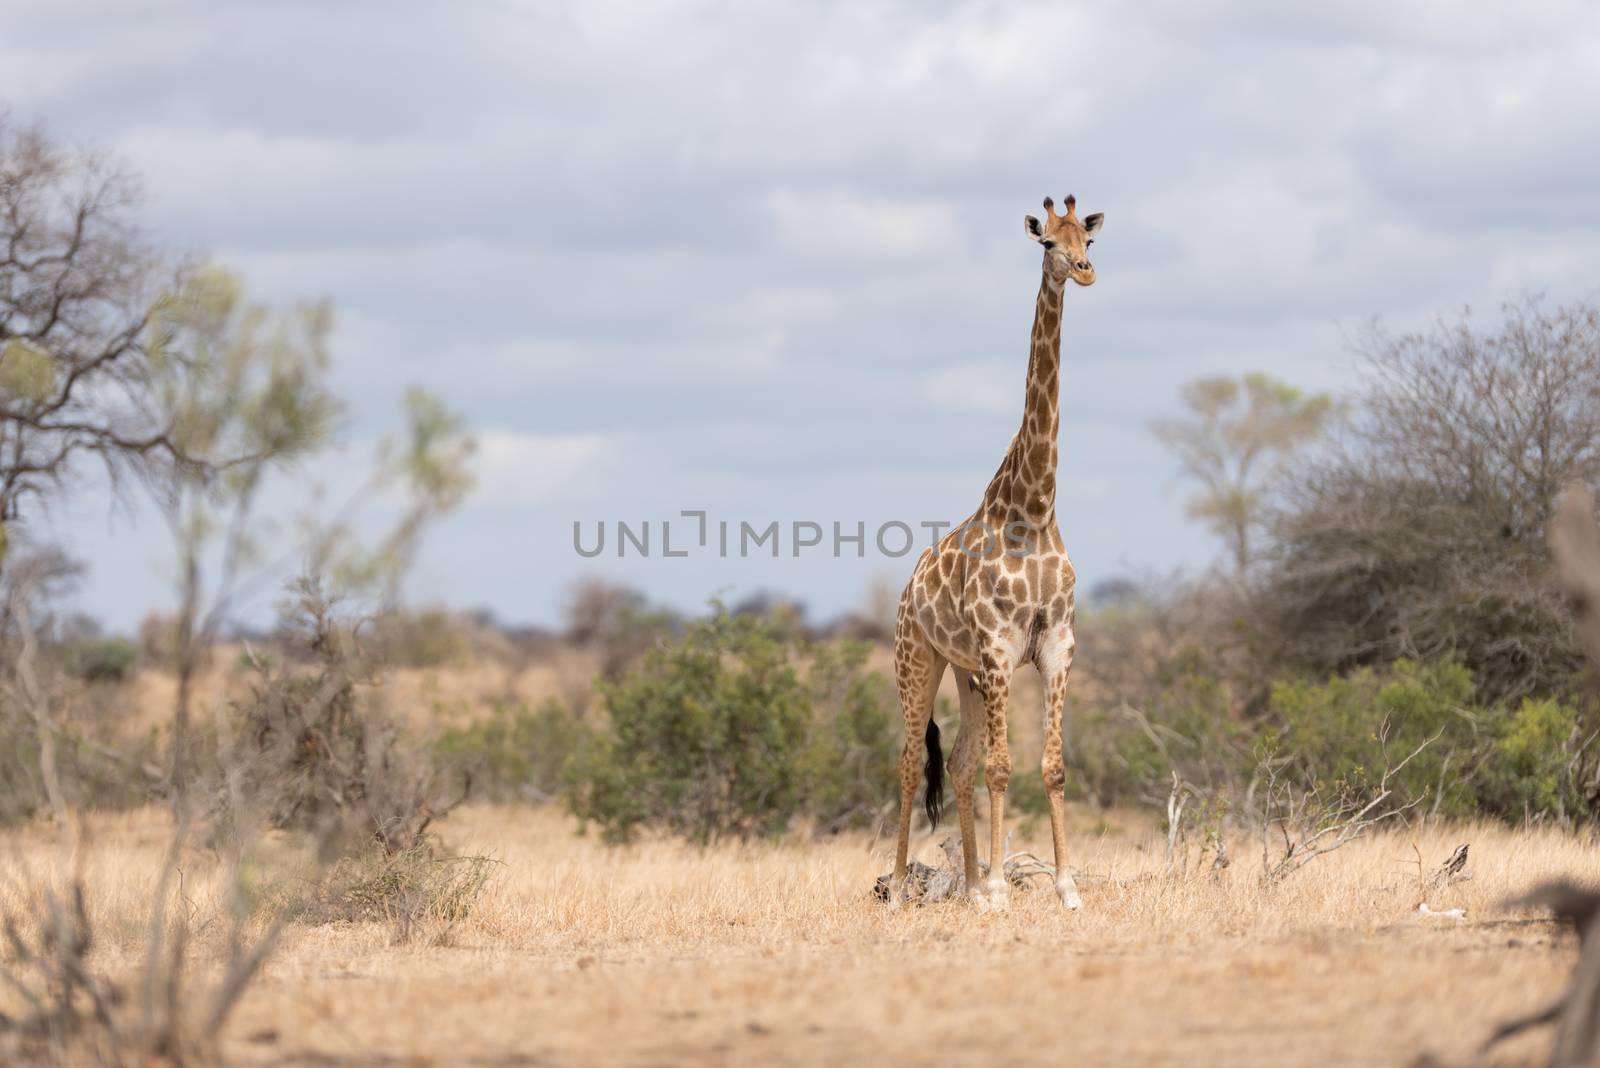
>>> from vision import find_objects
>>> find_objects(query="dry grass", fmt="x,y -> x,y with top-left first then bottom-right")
0,805 -> 1594,1067
16,644 -> 1586,1065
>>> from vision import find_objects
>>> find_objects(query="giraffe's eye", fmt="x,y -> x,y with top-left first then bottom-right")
1086,239 -> 1095,248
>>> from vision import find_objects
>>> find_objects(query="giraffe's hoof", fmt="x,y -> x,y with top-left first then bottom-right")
1055,875 -> 1083,911
979,877 -> 1010,913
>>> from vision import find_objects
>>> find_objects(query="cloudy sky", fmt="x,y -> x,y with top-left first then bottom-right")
4,0 -> 1600,631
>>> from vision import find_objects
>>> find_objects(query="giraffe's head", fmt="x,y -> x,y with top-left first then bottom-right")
1023,195 -> 1103,287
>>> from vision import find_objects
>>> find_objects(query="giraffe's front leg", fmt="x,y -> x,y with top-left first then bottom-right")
1041,639 -> 1081,910
979,655 -> 1013,910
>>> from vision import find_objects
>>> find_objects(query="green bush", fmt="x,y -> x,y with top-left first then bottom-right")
1064,622 -> 1600,827
568,607 -> 812,843
1265,659 -> 1600,823
61,637 -> 139,683
435,699 -> 585,803
358,610 -> 1594,835
566,605 -> 901,843
1268,659 -> 1481,818
798,640 -> 899,834
1481,696 -> 1589,821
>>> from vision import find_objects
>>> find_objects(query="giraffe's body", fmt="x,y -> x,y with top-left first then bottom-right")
889,194 -> 1103,910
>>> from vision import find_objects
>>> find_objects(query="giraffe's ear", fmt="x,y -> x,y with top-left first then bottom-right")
1024,215 -> 1045,242
1082,212 -> 1104,237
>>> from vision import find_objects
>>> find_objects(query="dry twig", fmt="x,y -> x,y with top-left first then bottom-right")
1165,771 -> 1189,870
1260,722 -> 1441,883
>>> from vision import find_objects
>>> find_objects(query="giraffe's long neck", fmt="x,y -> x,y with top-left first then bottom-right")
982,270 -> 1064,523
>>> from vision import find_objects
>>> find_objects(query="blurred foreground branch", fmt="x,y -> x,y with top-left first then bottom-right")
1427,487 -> 1600,1068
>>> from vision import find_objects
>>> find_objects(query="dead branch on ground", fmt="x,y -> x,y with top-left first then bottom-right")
1259,722 -> 1440,883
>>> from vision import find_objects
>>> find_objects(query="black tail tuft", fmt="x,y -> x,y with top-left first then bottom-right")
923,719 -> 945,828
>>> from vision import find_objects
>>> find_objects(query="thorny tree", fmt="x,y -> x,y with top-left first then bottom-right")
0,117 -> 183,557
1263,297 -> 1600,704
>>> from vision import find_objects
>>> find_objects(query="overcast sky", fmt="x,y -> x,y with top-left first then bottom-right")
4,0 -> 1600,631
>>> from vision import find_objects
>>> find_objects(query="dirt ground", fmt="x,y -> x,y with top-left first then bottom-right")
1,805 -> 1591,1067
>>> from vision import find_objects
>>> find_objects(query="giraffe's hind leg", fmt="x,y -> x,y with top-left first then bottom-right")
949,668 -> 984,898
890,613 -> 945,905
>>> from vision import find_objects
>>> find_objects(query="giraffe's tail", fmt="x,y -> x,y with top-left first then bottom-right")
923,719 -> 945,828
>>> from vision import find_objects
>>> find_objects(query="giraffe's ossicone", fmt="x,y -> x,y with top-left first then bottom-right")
888,193 -> 1104,911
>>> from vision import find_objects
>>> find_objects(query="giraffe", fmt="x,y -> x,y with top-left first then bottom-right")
888,193 -> 1103,911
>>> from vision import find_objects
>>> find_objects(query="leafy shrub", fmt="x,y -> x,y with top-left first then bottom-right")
436,698 -> 586,803
1268,659 -> 1481,818
1066,595 -> 1600,828
567,606 -> 901,843
798,640 -> 899,833
60,637 -> 139,683
219,653 -> 364,833
1480,697 -> 1593,822
569,607 -> 811,843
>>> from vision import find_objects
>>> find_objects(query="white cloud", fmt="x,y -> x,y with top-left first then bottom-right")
764,188 -> 962,262
923,361 -> 1018,416
471,430 -> 613,508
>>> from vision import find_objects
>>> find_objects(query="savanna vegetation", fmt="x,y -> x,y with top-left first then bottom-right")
394,299 -> 1600,849
1080,298 -> 1600,835
4,115 -> 1600,1068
